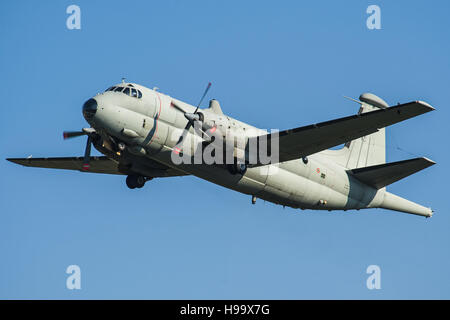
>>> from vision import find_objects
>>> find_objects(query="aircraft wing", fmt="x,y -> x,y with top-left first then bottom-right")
249,101 -> 434,165
6,156 -> 188,178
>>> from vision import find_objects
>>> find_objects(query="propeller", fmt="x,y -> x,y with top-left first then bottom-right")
171,82 -> 212,151
63,128 -> 96,140
63,128 -> 97,171
63,131 -> 86,139
83,135 -> 92,171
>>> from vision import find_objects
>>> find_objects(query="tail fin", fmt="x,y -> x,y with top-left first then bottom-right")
319,93 -> 387,168
320,93 -> 436,217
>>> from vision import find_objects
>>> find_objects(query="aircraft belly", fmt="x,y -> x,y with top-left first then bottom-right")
143,147 -> 375,211
257,185 -> 293,206
146,148 -> 266,195
264,167 -> 302,195
237,176 -> 266,194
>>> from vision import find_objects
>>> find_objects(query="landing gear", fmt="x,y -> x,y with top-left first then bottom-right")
227,162 -> 247,175
118,142 -> 126,151
126,174 -> 149,189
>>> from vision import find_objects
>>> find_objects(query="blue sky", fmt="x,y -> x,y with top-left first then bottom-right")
1,0 -> 449,299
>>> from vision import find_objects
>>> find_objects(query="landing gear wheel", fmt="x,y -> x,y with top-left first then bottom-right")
126,175 -> 137,189
126,175 -> 146,189
136,175 -> 145,188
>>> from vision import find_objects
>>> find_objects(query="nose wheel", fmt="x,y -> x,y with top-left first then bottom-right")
126,175 -> 151,189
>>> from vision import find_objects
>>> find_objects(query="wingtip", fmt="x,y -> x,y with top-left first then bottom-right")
416,100 -> 435,111
422,157 -> 436,165
6,158 -> 27,166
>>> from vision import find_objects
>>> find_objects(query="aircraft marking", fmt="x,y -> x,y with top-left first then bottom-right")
148,92 -> 162,146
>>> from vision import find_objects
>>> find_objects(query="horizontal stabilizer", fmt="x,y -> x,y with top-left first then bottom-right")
347,157 -> 435,189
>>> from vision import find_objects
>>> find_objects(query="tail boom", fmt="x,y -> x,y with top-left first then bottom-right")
378,191 -> 433,217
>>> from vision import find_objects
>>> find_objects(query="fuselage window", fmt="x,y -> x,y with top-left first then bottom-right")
137,90 -> 142,98
105,86 -> 113,92
123,87 -> 131,96
114,86 -> 124,92
131,88 -> 138,97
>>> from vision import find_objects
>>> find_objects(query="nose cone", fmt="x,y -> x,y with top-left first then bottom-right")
82,98 -> 98,121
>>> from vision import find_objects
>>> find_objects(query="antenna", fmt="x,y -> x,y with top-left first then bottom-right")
343,95 -> 363,105
121,77 -> 126,84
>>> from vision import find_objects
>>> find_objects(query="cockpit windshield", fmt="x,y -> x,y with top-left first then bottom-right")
105,85 -> 143,99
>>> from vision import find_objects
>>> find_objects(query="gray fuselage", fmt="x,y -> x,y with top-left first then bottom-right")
88,83 -> 384,212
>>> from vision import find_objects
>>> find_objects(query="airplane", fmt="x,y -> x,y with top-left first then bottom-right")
7,81 -> 436,217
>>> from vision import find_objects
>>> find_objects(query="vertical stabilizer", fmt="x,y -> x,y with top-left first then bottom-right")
319,93 -> 387,169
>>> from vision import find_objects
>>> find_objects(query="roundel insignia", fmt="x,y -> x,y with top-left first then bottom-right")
316,168 -> 320,173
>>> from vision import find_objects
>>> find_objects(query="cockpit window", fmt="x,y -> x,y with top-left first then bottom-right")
108,85 -> 142,99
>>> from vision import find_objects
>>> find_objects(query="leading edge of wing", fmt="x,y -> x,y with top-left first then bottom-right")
6,156 -> 190,178
6,156 -> 124,175
250,101 -> 434,165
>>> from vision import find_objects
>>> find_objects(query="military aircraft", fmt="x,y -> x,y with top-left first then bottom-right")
7,81 -> 436,217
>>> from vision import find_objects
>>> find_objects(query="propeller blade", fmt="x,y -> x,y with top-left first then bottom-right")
172,82 -> 212,153
194,82 -> 211,114
170,101 -> 187,114
63,128 -> 96,140
63,131 -> 85,139
82,136 -> 92,171
175,121 -> 193,147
